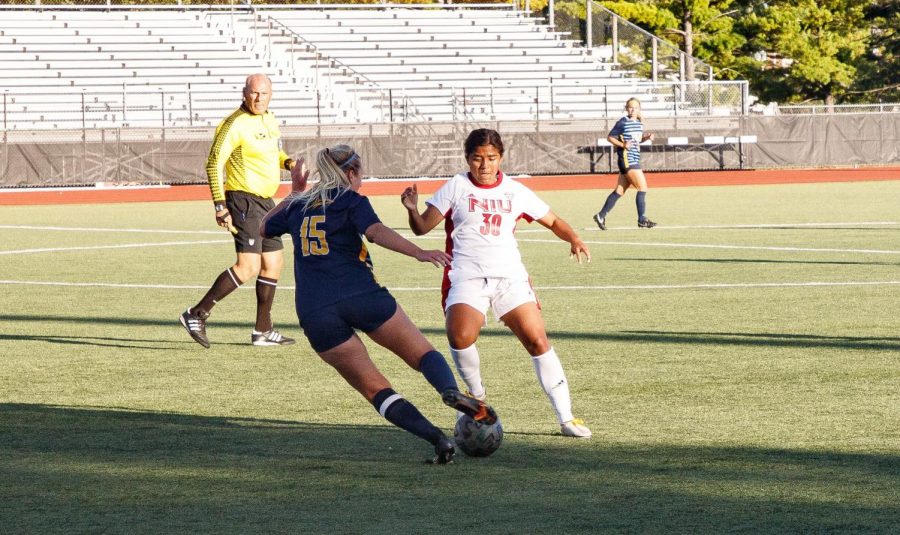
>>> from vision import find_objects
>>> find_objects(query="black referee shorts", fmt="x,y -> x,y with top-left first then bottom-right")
225,190 -> 283,254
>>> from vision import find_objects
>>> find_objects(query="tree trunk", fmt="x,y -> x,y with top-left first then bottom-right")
683,12 -> 695,81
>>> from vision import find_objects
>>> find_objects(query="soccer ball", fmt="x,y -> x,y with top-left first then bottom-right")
453,414 -> 503,457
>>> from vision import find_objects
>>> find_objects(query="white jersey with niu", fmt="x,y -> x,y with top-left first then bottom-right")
426,172 -> 550,285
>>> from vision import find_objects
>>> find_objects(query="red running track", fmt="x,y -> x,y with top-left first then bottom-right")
1,167 -> 898,206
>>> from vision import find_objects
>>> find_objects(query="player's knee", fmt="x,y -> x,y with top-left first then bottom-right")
448,330 -> 478,349
233,260 -> 261,280
524,336 -> 550,356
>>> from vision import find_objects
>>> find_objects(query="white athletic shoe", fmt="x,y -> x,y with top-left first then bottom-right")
251,329 -> 295,346
560,418 -> 592,438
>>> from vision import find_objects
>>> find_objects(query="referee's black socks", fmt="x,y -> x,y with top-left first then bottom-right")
255,276 -> 278,332
195,267 -> 243,316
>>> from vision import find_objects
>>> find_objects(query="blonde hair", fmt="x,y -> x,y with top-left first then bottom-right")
625,97 -> 643,122
291,144 -> 362,211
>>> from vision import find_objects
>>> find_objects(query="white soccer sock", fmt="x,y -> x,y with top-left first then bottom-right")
449,344 -> 485,398
531,347 -> 574,424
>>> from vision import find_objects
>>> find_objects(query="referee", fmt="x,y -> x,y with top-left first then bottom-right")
180,73 -> 296,348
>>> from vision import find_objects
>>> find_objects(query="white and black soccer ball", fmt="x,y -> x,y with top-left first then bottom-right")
453,414 -> 503,457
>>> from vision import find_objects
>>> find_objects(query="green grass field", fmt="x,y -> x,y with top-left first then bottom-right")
1,180 -> 898,533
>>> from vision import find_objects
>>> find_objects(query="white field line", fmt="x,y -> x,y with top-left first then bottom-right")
1,223 -> 898,256
2,221 -> 897,235
0,240 -> 230,255
574,221 -> 900,232
0,225 -> 224,234
1,280 -> 898,292
518,238 -> 900,255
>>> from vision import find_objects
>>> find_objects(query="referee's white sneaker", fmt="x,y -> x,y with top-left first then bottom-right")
251,329 -> 296,346
561,418 -> 592,438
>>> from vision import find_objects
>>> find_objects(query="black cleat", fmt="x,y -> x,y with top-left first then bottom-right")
442,389 -> 498,425
180,308 -> 210,348
638,218 -> 657,228
430,436 -> 455,465
593,213 -> 607,230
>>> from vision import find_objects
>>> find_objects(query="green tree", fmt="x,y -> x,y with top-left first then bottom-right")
735,0 -> 869,105
601,0 -> 748,80
850,0 -> 899,102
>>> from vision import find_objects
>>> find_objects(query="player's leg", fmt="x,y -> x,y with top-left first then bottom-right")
593,173 -> 630,230
179,240 -> 255,348
627,168 -> 656,228
235,195 -> 291,344
446,303 -> 489,399
365,300 -> 497,424
251,247 -> 294,345
442,279 -> 491,399
317,333 -> 454,463
498,288 -> 591,438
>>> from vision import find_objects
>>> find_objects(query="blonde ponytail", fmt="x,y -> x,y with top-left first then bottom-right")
291,144 -> 361,210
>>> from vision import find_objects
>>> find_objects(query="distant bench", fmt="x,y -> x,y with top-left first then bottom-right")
577,135 -> 758,173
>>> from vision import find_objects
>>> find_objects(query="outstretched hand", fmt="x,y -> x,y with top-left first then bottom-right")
415,248 -> 452,268
290,156 -> 310,194
400,184 -> 419,211
569,240 -> 591,264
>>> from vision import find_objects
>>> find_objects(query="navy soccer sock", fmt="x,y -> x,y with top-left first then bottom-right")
372,388 -> 444,445
418,350 -> 458,394
636,191 -> 647,221
598,192 -> 621,218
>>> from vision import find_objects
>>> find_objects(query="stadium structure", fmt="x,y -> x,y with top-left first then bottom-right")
0,1 -> 896,186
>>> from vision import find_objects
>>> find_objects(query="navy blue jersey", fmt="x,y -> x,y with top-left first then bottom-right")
608,116 -> 644,167
264,188 -> 382,318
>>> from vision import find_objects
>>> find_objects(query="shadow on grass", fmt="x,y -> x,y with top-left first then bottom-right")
0,333 -> 186,350
1,403 -> 897,533
4,314 -> 899,352
417,328 -> 900,352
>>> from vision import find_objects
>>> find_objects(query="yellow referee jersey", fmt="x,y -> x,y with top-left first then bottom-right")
206,104 -> 291,202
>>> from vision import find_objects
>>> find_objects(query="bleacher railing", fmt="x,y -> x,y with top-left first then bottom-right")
0,80 -> 749,130
548,0 -> 714,83
0,1 -> 748,129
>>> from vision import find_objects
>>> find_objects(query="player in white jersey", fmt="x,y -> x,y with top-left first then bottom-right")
401,128 -> 593,438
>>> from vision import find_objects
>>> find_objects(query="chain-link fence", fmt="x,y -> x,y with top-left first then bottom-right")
548,0 -> 714,82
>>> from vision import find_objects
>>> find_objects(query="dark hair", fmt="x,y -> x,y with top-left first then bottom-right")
464,128 -> 504,158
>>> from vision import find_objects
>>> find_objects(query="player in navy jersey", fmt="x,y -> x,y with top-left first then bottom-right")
261,144 -> 497,464
593,97 -> 657,230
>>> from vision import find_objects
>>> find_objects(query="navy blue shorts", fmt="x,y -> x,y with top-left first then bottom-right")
616,152 -> 641,174
299,288 -> 398,353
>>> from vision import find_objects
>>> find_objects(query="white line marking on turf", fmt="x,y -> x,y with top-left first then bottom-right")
1,280 -> 898,291
519,238 -> 900,255
575,221 -> 900,231
0,225 -> 223,234
0,240 -> 230,255
3,221 -> 897,236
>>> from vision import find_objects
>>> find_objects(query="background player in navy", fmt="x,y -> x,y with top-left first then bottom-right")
593,97 -> 657,230
261,144 -> 497,464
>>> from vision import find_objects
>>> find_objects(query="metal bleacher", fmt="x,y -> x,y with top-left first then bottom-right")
216,6 -> 657,122
0,4 -> 669,130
